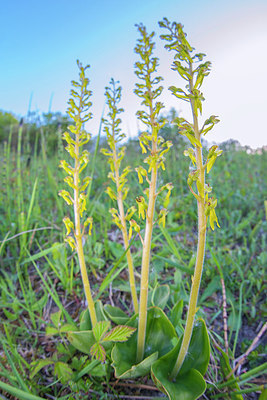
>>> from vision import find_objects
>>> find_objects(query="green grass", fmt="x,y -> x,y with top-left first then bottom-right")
0,126 -> 266,399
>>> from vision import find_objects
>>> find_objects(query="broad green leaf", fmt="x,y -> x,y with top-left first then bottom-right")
151,319 -> 210,400
93,320 -> 111,342
67,330 -> 95,354
111,307 -> 178,379
112,344 -> 158,379
151,285 -> 170,309
95,299 -> 108,322
104,304 -> 130,324
79,301 -> 107,331
30,358 -> 54,379
80,309 -> 92,331
102,325 -> 136,342
152,363 -> 206,400
179,319 -> 210,376
54,361 -> 73,384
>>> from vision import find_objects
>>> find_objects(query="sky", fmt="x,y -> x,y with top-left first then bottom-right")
1,0 -> 267,149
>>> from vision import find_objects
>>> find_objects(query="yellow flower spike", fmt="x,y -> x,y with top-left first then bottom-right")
103,79 -> 139,313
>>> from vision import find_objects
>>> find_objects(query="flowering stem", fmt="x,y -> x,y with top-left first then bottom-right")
170,62 -> 207,380
73,84 -> 97,329
73,177 -> 97,327
113,147 -> 139,314
136,124 -> 157,363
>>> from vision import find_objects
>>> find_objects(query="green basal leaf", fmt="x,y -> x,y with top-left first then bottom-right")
112,345 -> 158,379
152,364 -> 206,400
79,309 -> 92,331
111,307 -> 178,379
67,330 -> 96,354
151,319 -> 210,400
178,319 -> 210,376
104,304 -> 131,325
151,285 -> 170,309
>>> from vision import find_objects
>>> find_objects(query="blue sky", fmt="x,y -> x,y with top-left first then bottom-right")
1,0 -> 267,148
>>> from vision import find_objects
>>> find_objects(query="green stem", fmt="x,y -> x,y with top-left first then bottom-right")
113,146 -> 139,314
171,62 -> 207,380
136,123 -> 157,363
73,113 -> 97,328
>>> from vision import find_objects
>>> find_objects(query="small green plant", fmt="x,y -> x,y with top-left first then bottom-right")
59,61 -> 97,327
101,78 -> 139,313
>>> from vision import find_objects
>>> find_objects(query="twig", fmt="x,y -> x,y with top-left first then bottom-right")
226,322 -> 267,380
